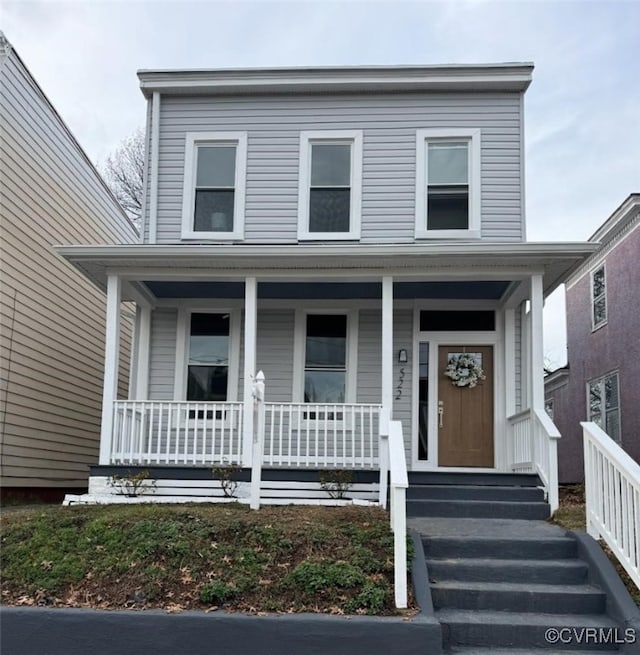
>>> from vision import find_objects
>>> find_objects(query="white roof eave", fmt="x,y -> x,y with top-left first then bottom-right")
54,242 -> 596,300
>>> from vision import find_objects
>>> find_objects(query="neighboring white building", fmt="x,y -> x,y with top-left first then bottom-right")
57,63 -> 594,505
0,33 -> 137,497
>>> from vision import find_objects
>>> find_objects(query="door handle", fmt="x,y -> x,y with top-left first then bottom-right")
438,401 -> 444,428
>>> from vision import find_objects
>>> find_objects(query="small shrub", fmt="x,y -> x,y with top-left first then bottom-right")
319,469 -> 353,499
108,470 -> 156,497
212,465 -> 241,498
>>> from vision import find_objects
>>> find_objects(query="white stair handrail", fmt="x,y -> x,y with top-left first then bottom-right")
583,421 -> 640,589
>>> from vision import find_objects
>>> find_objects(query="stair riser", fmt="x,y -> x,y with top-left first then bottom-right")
407,501 -> 550,520
428,561 -> 588,585
408,486 -> 545,501
442,622 -> 625,651
407,472 -> 541,487
423,538 -> 577,560
432,587 -> 606,614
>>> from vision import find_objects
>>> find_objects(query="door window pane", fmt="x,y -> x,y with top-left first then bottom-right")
418,342 -> 429,461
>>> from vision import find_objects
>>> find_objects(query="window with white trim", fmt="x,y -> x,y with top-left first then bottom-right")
181,132 -> 247,240
588,372 -> 620,443
304,314 -> 347,403
591,265 -> 607,330
187,313 -> 231,402
298,131 -> 362,240
415,129 -> 480,238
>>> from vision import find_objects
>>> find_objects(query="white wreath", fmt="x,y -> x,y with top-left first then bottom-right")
444,354 -> 486,388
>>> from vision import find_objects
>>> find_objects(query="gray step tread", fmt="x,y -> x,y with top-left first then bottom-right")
437,609 -> 619,627
449,649 -> 621,654
432,580 -> 605,595
409,483 -> 544,495
409,499 -> 549,507
428,556 -> 586,568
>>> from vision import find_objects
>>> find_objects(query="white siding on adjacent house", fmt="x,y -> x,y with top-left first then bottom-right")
148,93 -> 523,244
0,43 -> 137,488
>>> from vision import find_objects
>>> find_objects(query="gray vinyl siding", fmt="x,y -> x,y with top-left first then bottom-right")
256,310 -> 295,402
0,46 -> 137,488
149,93 -> 523,244
148,309 -> 177,400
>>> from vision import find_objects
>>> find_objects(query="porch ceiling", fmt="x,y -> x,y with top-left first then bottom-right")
142,280 -> 512,300
54,242 -> 597,301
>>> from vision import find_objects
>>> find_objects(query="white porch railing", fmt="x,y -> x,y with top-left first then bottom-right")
583,421 -> 640,589
262,402 -> 381,468
508,407 -> 560,512
111,401 -> 244,465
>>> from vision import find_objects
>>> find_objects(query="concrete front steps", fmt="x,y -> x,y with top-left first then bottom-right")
407,472 -> 550,520
413,518 -> 626,652
407,473 -> 632,653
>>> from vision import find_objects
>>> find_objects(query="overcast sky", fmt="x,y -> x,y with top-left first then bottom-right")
2,0 -> 639,368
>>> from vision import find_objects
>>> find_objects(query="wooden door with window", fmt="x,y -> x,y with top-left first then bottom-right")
437,345 -> 493,467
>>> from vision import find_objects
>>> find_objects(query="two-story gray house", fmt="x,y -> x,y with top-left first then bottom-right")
545,193 -> 640,483
58,64 -> 594,506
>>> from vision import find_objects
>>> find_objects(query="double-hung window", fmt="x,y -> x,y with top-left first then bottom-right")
415,129 -> 480,238
591,265 -> 607,330
181,132 -> 247,240
186,313 -> 231,402
298,131 -> 362,240
304,314 -> 347,404
588,372 -> 620,442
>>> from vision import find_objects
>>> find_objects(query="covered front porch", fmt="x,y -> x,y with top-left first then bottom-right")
57,242 -> 594,509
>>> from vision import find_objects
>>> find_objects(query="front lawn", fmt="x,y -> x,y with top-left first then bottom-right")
0,504 -> 410,615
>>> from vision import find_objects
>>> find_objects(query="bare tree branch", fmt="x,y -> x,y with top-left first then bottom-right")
101,127 -> 145,228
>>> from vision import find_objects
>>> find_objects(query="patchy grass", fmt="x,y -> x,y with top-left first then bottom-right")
0,504 -> 413,615
552,484 -> 640,606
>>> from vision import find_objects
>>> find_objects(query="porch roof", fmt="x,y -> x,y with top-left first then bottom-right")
55,242 -> 596,301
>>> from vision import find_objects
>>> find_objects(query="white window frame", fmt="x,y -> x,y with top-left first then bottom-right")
587,371 -> 621,443
297,130 -> 363,241
181,132 -> 247,241
292,309 -> 358,405
415,128 -> 481,239
591,264 -> 607,330
174,308 -> 241,402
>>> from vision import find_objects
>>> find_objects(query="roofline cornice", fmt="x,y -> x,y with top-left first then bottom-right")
137,63 -> 534,98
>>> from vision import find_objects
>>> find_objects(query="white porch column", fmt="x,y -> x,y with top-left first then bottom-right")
243,277 -> 258,466
134,305 -> 151,400
99,275 -> 122,465
529,274 -> 545,409
381,276 -> 394,420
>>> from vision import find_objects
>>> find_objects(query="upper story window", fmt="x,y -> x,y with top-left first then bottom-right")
415,128 -> 481,239
591,265 -> 607,330
588,372 -> 620,443
181,132 -> 247,240
298,131 -> 362,240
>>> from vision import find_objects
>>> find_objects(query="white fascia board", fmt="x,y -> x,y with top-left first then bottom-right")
54,241 -> 595,261
137,63 -> 534,97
